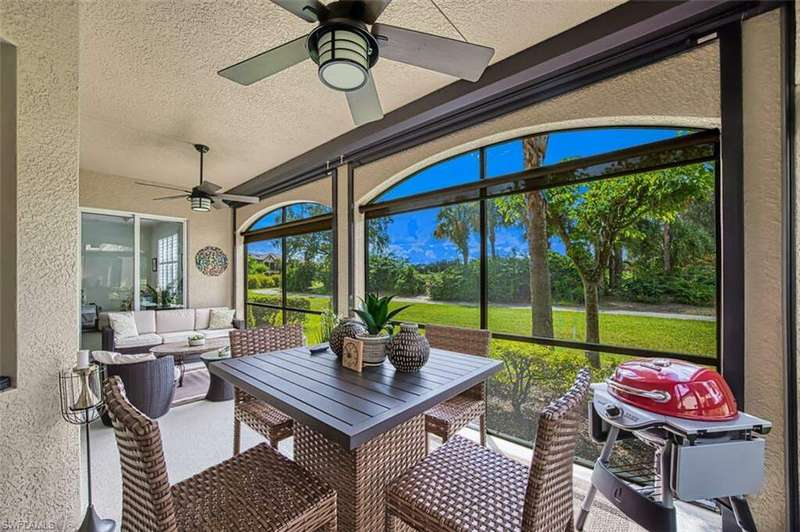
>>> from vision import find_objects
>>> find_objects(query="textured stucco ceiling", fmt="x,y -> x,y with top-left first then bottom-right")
79,0 -> 623,191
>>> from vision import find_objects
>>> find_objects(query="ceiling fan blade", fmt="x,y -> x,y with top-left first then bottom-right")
371,23 -> 494,82
197,181 -> 222,194
154,194 -> 188,201
211,196 -> 227,209
216,193 -> 261,204
136,181 -> 191,193
218,34 -> 309,86
361,0 -> 392,24
270,0 -> 326,22
346,72 -> 383,126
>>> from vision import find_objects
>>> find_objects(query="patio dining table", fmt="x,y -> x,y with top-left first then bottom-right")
209,345 -> 502,532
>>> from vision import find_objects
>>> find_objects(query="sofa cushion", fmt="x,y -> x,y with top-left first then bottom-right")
93,351 -> 156,365
108,312 -> 139,339
200,327 -> 234,340
160,331 -> 197,344
195,307 -> 227,331
156,309 -> 196,334
115,333 -> 163,349
209,308 -> 236,329
132,310 -> 156,334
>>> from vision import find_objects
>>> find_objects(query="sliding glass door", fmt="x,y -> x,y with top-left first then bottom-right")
81,212 -> 135,318
139,218 -> 184,309
80,210 -> 186,348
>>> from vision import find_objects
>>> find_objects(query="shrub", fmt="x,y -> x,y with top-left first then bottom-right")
426,263 -> 478,302
368,254 -> 425,296
245,293 -> 311,328
247,272 -> 280,290
620,265 -> 715,306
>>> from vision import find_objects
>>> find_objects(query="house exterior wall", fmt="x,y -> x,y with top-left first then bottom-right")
80,169 -> 234,309
0,1 -> 82,528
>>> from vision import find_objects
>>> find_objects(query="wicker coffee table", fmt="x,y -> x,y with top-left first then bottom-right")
150,337 -> 229,387
209,346 -> 502,531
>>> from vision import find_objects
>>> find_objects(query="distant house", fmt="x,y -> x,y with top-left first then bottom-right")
258,252 -> 280,273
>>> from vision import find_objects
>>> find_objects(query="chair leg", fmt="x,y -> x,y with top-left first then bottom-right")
479,413 -> 487,447
233,418 -> 241,455
269,434 -> 278,449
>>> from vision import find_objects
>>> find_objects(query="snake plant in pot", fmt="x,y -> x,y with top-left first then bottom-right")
353,294 -> 411,366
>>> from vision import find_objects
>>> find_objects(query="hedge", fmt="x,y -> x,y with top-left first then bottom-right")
245,293 -> 312,328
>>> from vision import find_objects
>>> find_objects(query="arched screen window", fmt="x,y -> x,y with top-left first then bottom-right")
243,202 -> 333,340
362,126 -> 719,456
247,202 -> 331,232
370,127 -> 697,205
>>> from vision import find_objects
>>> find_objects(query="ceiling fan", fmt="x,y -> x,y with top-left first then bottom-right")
217,0 -> 495,126
136,144 -> 260,212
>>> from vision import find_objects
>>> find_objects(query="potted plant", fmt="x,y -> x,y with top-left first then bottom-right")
188,333 -> 206,347
353,294 -> 410,366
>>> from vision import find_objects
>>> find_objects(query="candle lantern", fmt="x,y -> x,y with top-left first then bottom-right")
58,363 -> 115,532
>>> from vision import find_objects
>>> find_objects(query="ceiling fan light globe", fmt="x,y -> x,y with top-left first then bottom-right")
317,28 -> 370,91
319,60 -> 367,91
190,196 -> 212,212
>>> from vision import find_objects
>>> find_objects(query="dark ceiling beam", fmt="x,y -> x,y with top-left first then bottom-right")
229,0 -> 777,200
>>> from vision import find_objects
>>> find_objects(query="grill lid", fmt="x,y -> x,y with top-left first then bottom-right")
608,359 -> 738,421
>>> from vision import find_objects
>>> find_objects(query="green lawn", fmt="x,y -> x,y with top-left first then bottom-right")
248,291 -> 716,358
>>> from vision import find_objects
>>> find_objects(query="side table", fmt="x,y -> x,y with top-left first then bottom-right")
201,350 -> 233,402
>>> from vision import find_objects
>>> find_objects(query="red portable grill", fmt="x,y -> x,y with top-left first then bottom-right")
577,359 -> 771,532
607,358 -> 738,421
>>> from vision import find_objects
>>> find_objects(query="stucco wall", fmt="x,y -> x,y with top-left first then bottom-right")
742,10 -> 787,530
80,170 -> 234,309
0,1 -> 81,529
234,176 -> 332,317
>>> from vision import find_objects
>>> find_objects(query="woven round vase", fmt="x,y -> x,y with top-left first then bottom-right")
387,323 -> 430,372
329,319 -> 367,358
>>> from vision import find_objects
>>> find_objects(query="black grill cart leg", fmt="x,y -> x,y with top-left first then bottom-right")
576,426 -> 619,531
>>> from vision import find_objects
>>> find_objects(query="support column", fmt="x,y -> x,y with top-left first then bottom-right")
334,163 -> 350,316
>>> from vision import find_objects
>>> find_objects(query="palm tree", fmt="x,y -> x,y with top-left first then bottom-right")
433,204 -> 476,265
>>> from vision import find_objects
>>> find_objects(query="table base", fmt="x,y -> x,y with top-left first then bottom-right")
295,416 -> 425,532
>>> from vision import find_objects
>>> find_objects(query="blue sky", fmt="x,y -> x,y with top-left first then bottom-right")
372,128 -> 687,265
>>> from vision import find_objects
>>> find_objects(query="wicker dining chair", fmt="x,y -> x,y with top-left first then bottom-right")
386,368 -> 591,532
424,324 -> 491,452
103,375 -> 337,531
230,324 -> 304,454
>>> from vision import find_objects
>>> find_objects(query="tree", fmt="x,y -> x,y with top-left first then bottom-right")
494,135 -> 554,338
368,217 -> 391,256
433,203 -> 477,265
546,162 -> 713,367
522,136 -> 554,338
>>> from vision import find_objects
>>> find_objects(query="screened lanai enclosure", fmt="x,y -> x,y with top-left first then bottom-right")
8,2 -> 794,531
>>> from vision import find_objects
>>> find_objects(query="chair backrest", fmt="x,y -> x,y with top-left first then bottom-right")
229,324 -> 304,405
521,368 -> 591,532
425,324 -> 490,357
229,323 -> 304,358
103,376 -> 177,532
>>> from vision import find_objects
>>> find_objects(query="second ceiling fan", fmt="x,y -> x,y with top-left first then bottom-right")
217,0 -> 495,126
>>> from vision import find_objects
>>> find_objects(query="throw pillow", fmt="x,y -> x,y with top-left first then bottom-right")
208,308 -> 235,329
109,312 -> 138,339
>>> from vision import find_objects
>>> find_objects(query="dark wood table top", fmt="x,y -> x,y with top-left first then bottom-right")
209,347 -> 502,449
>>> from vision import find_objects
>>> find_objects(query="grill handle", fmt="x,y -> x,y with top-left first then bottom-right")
606,379 -> 671,403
